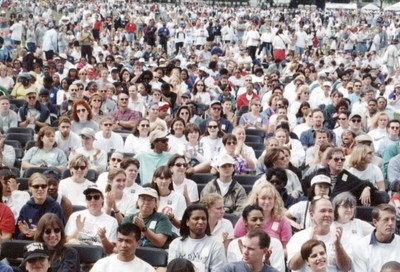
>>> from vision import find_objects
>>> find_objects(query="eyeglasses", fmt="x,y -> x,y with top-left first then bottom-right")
111,158 -> 122,162
140,124 -> 150,127
332,157 -> 345,162
31,184 -> 48,189
73,166 -> 86,170
212,107 -> 221,111
351,119 -> 361,123
391,126 -> 400,130
77,108 -> 87,113
226,141 -> 237,145
86,194 -> 101,201
120,98 -> 128,101
313,195 -> 330,201
27,96 -> 36,100
208,125 -> 218,129
174,163 -> 188,168
44,228 -> 61,235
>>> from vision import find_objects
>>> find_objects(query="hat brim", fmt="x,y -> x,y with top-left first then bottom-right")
138,193 -> 157,199
83,188 -> 103,196
23,253 -> 49,265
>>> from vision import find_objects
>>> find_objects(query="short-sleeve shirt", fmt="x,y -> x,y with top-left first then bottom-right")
123,211 -> 172,248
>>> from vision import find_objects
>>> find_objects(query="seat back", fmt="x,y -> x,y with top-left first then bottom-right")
235,175 -> 260,186
9,99 -> 26,109
70,244 -> 105,265
0,240 -> 31,267
355,206 -> 374,223
23,167 -> 53,178
223,213 -> 239,226
72,205 -> 86,213
61,169 -> 97,182
245,128 -> 265,138
245,135 -> 263,143
25,140 -> 36,151
136,247 -> 168,267
245,142 -> 265,150
7,127 -> 34,136
6,133 -> 33,148
191,173 -> 215,184
4,140 -> 21,149
16,177 -> 29,191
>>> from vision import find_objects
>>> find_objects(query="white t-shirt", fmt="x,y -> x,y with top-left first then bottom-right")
65,209 -> 118,245
123,135 -> 151,154
91,254 -> 155,272
93,132 -> 124,153
55,131 -> 81,157
173,178 -> 199,203
212,218 -> 234,243
58,178 -> 93,206
227,236 -> 285,272
348,164 -> 383,188
158,191 -> 187,234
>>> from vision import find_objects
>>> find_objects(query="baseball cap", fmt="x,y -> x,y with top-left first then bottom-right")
217,154 -> 235,167
138,187 -> 158,199
79,128 -> 96,140
83,184 -> 103,196
355,134 -> 373,144
210,100 -> 221,107
158,102 -> 170,111
349,112 -> 362,120
22,243 -> 50,265
148,129 -> 168,144
87,67 -> 96,75
310,175 -> 331,186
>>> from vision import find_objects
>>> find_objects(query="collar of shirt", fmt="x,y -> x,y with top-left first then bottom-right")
369,230 -> 395,245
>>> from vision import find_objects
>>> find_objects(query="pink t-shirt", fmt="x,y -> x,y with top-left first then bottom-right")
233,216 -> 292,243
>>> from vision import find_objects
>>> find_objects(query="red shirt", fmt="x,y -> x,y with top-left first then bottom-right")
237,92 -> 259,111
93,20 -> 102,30
0,203 -> 15,233
125,22 -> 136,33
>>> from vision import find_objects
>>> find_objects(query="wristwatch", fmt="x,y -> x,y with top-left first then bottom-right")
142,226 -> 148,232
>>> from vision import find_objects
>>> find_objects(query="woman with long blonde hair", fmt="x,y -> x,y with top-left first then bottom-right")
233,183 -> 292,249
348,145 -> 385,191
367,112 -> 389,151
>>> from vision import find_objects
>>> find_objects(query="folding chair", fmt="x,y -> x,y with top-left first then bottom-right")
6,133 -> 33,148
245,135 -> 263,143
191,173 -> 215,184
136,247 -> 168,267
235,175 -> 260,186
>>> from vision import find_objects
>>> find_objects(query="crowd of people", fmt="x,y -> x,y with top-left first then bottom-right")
0,0 -> 400,271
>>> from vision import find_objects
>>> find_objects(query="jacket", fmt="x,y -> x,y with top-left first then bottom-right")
200,178 -> 247,216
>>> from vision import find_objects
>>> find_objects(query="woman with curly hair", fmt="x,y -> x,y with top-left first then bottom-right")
233,183 -> 292,250
70,99 -> 99,134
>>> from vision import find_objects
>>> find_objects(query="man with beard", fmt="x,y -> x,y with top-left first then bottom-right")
54,116 -> 81,157
287,197 -> 351,272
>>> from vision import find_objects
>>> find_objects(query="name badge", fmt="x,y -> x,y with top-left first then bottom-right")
149,221 -> 157,229
271,221 -> 279,231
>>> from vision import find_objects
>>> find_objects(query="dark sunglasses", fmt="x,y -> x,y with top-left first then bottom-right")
174,163 -> 188,168
77,109 -> 87,113
140,124 -> 150,127
208,125 -> 218,129
73,166 -> 86,170
226,141 -> 237,145
103,123 -> 113,127
31,184 -> 48,189
212,107 -> 221,111
111,158 -> 122,162
86,194 -> 101,201
44,228 -> 61,235
332,157 -> 345,162
27,96 -> 36,100
351,119 -> 361,123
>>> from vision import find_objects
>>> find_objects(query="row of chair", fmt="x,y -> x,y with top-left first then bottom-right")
0,240 -> 168,270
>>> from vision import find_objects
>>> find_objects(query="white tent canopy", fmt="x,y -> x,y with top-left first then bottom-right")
385,2 -> 400,11
362,3 -> 380,11
325,3 -> 357,10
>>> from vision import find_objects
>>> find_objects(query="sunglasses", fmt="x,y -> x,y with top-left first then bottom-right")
332,157 -> 345,162
211,107 -> 221,111
351,119 -> 361,123
391,127 -> 400,130
73,166 -> 86,170
27,96 -> 36,100
226,141 -> 237,145
140,124 -> 150,127
77,109 -> 87,113
208,125 -> 218,129
31,184 -> 48,189
103,123 -> 113,127
44,228 -> 61,235
86,194 -> 101,201
175,163 -> 188,168
111,158 -> 122,162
